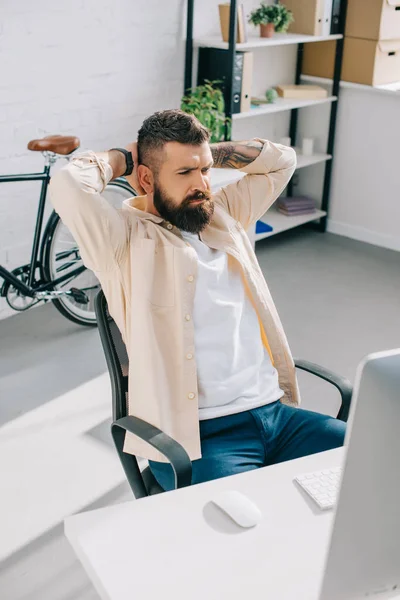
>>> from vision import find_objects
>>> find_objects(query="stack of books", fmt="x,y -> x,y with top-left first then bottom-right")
277,196 -> 317,217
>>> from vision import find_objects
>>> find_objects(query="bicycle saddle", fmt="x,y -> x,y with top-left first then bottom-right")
27,135 -> 80,155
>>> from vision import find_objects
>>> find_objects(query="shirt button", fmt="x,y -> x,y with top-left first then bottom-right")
185,314 -> 191,321
186,353 -> 193,360
166,223 -> 173,230
187,275 -> 194,282
188,392 -> 195,400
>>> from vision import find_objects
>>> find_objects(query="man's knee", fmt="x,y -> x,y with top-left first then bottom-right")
319,416 -> 346,449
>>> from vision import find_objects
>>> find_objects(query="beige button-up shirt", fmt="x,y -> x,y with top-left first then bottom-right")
49,139 -> 300,462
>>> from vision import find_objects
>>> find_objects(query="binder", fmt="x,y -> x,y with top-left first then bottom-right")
197,48 -> 253,114
218,3 -> 248,44
284,0 -> 326,36
240,52 -> 253,113
330,0 -> 342,34
322,0 -> 333,35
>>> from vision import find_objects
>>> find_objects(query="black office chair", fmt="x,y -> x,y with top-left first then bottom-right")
95,289 -> 352,500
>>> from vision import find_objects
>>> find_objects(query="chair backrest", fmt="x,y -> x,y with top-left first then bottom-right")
95,289 -> 166,498
94,289 -> 129,422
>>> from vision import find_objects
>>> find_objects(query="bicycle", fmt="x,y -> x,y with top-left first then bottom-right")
0,135 -> 136,326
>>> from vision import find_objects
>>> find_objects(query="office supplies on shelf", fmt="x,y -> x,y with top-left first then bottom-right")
302,138 -> 315,155
322,0 -> 333,36
303,38 -> 400,86
185,0 -> 348,241
197,48 -> 253,114
277,196 -> 317,216
284,0 -> 331,36
256,220 -> 273,234
345,0 -> 400,41
330,0 -> 342,35
276,84 -> 328,99
218,3 -> 248,44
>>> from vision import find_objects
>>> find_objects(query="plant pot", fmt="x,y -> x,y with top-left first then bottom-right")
260,23 -> 275,38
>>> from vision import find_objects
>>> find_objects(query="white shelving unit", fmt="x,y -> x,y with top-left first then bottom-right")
211,151 -> 332,191
301,74 -> 400,97
255,208 -> 327,242
189,25 -> 346,243
233,96 -> 337,120
296,150 -> 332,169
195,33 -> 343,51
211,149 -> 332,244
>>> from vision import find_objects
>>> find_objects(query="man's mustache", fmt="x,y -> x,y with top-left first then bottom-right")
184,191 -> 212,205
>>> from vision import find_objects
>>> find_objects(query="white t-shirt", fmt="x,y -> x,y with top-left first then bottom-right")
181,231 -> 284,420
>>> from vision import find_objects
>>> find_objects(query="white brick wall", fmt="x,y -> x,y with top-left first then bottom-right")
0,0 -> 262,321
0,0 -> 184,320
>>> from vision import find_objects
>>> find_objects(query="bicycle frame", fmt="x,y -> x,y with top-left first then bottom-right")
0,156 -> 86,297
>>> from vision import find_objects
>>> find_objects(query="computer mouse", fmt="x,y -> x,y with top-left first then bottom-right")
210,490 -> 263,528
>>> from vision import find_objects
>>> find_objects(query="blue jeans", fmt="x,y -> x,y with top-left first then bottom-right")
149,401 -> 346,492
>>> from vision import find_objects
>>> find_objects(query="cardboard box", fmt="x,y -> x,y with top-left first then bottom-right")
302,40 -> 337,79
218,3 -> 247,43
345,0 -> 400,41
284,0 -> 330,36
276,84 -> 328,98
302,38 -> 400,86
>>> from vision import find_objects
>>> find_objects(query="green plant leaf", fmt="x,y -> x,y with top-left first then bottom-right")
248,1 -> 293,30
181,79 -> 228,141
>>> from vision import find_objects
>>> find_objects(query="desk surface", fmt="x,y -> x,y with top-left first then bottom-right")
65,448 -> 344,600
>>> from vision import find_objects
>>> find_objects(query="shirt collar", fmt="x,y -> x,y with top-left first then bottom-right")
122,195 -> 164,224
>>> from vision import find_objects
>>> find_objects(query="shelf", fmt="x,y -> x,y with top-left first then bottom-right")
233,96 -> 337,120
301,74 -> 400,97
296,150 -> 332,169
211,152 -> 331,191
195,33 -> 343,51
255,208 -> 327,242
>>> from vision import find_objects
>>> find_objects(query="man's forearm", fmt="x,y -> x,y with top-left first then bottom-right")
210,140 -> 263,169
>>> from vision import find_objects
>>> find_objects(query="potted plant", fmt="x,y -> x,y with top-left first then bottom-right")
248,2 -> 294,38
181,80 -> 231,143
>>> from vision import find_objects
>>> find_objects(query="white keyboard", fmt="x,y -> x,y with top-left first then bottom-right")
294,466 -> 342,510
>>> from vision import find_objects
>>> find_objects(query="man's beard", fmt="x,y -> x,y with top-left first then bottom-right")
153,182 -> 214,234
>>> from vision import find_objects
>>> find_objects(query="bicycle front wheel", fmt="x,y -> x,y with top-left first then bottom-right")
43,180 -> 135,326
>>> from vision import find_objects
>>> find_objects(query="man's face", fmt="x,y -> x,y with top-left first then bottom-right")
153,141 -> 214,234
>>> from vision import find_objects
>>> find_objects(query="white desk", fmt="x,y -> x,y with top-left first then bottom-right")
64,448 -> 349,600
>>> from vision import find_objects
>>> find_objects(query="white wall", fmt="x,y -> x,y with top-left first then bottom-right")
295,80 -> 400,253
327,85 -> 400,252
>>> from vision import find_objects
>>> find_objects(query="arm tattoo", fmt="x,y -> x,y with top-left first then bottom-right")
211,140 -> 263,169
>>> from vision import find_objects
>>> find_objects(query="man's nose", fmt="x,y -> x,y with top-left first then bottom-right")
192,171 -> 209,192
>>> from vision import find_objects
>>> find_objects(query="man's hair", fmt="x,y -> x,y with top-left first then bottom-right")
137,109 -> 210,173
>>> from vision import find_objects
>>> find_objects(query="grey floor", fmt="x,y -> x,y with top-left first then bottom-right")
1,229 -> 399,600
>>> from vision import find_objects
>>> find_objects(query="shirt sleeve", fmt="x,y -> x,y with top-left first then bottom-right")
213,139 -> 297,230
49,152 -> 129,273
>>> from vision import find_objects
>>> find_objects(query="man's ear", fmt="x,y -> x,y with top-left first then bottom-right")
137,165 -> 154,195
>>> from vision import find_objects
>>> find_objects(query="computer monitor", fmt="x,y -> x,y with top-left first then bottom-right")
319,349 -> 400,599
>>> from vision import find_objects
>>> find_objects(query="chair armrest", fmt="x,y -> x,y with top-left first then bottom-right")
294,359 -> 353,422
112,416 -> 192,490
